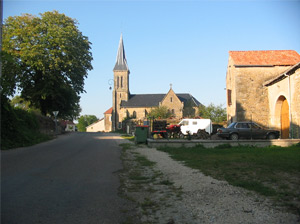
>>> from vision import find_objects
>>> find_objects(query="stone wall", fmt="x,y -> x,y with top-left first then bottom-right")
227,56 -> 291,127
160,88 -> 184,118
119,107 -> 153,122
104,113 -> 112,132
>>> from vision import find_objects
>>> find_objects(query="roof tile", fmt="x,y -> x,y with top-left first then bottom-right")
104,107 -> 113,114
229,50 -> 300,66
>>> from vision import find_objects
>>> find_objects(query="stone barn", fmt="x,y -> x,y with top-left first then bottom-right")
226,50 -> 300,138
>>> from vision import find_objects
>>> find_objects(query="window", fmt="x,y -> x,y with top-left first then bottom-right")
228,122 -> 236,128
171,109 -> 175,114
227,89 -> 232,106
117,77 -> 119,88
251,123 -> 261,129
170,97 -> 173,102
181,120 -> 189,126
236,123 -> 250,129
133,111 -> 137,118
121,76 -> 123,88
192,121 -> 197,125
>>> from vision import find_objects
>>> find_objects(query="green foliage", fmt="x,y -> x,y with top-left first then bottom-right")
1,11 -> 93,119
77,115 -> 98,132
198,103 -> 227,123
1,95 -> 51,150
148,106 -> 172,119
10,95 -> 41,113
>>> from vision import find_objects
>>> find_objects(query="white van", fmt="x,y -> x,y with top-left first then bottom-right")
179,119 -> 212,135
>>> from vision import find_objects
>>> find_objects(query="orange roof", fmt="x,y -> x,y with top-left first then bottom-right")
104,107 -> 113,114
229,50 -> 300,66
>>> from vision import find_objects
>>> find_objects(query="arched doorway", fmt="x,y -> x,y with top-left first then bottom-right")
275,96 -> 290,139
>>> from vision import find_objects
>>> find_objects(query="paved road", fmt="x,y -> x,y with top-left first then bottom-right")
1,132 -> 127,224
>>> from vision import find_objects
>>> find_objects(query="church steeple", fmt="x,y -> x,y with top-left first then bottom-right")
112,34 -> 130,131
113,33 -> 130,73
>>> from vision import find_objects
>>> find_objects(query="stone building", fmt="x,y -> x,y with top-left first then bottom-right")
226,50 -> 300,138
106,34 -> 201,131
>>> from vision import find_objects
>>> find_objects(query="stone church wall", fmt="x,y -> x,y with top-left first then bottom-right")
119,107 -> 153,122
160,89 -> 184,118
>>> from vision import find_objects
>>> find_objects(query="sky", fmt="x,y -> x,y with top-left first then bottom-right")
3,0 -> 300,120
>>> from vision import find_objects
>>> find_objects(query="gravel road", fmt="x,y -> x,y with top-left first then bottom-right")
120,143 -> 299,224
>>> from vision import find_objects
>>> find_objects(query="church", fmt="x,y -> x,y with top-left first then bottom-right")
104,34 -> 202,131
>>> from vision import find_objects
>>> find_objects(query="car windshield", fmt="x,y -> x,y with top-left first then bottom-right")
227,122 -> 236,128
251,123 -> 261,129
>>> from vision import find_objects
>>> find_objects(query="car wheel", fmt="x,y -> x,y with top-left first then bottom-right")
230,133 -> 239,140
267,133 -> 276,139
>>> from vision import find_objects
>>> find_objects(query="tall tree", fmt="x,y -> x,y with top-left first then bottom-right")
77,115 -> 98,132
198,103 -> 227,123
1,11 -> 93,119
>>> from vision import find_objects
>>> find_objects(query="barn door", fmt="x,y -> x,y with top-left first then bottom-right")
281,98 -> 290,139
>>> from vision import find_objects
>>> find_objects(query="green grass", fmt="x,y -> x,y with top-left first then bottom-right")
119,143 -> 133,150
158,144 -> 300,214
135,155 -> 156,167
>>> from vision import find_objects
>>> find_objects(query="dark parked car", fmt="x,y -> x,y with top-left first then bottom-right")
217,122 -> 280,140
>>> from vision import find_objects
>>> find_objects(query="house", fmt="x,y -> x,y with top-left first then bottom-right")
86,118 -> 105,132
105,34 -> 202,131
61,120 -> 76,132
226,50 -> 300,138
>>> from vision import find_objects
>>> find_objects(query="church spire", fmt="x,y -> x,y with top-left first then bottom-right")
113,33 -> 130,72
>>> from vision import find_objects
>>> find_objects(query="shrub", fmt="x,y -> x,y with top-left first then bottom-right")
1,95 -> 50,150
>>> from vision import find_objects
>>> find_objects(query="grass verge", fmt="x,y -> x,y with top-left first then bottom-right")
158,143 -> 300,215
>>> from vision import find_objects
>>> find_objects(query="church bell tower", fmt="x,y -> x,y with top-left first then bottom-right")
112,34 -> 130,130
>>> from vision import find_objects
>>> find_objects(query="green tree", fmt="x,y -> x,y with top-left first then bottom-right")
148,106 -> 172,119
198,103 -> 227,123
77,115 -> 98,132
1,11 -> 93,119
10,95 -> 41,113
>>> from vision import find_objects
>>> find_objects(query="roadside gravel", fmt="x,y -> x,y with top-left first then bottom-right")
117,138 -> 299,224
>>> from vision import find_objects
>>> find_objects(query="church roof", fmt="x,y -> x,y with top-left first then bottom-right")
229,50 -> 300,66
120,94 -> 201,108
113,34 -> 130,72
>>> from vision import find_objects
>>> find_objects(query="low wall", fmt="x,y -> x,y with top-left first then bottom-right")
147,139 -> 300,148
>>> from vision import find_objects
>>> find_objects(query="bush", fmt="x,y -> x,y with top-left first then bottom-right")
1,95 -> 51,150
